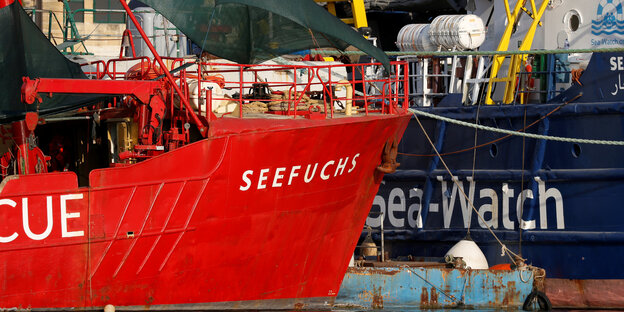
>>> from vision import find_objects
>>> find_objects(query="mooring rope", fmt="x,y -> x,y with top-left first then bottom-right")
408,108 -> 624,146
411,111 -> 521,263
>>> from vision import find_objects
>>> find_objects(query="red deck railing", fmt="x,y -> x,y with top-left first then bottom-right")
81,58 -> 409,120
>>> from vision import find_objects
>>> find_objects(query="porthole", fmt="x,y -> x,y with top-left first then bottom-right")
489,143 -> 498,157
571,143 -> 581,158
569,13 -> 580,31
565,10 -> 582,32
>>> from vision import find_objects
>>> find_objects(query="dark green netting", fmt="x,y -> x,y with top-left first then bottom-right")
139,0 -> 391,71
0,1 -> 93,123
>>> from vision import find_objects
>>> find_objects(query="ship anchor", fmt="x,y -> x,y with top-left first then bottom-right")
376,138 -> 400,174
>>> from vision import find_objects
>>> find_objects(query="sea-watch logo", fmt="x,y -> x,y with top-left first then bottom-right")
592,0 -> 624,35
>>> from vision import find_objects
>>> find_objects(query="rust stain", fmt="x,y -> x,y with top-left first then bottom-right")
439,269 -> 448,284
293,302 -> 304,310
430,287 -> 438,305
490,276 -> 502,305
532,267 -> 546,291
357,288 -> 381,308
420,287 -> 429,308
501,281 -> 517,306
371,286 -> 384,309
573,279 -> 585,294
347,267 -> 401,276
573,279 -> 590,307
445,284 -> 453,301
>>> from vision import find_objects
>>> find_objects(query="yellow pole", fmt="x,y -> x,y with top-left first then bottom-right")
350,0 -> 369,29
327,2 -> 337,16
314,0 -> 369,35
502,0 -> 549,104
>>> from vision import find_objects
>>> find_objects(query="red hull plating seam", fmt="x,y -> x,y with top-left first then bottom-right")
0,113 -> 410,310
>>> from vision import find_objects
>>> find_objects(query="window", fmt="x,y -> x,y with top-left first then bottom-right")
67,0 -> 84,23
94,0 -> 125,24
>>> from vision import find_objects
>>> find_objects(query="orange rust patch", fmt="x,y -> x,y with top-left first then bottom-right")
420,287 -> 429,308
430,287 -> 438,305
347,267 -> 401,276
501,281 -> 518,306
371,286 -> 384,309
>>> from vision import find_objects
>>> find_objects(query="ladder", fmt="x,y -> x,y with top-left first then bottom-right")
484,0 -> 549,105
59,0 -> 91,54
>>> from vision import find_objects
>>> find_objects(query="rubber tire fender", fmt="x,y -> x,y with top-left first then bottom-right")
522,290 -> 552,311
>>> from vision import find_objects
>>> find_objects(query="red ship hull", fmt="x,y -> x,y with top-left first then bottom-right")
0,113 -> 410,310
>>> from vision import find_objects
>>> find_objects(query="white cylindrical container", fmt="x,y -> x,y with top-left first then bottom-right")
429,14 -> 486,50
127,7 -> 155,57
445,238 -> 489,269
128,7 -> 188,57
154,13 -> 188,57
396,24 -> 436,51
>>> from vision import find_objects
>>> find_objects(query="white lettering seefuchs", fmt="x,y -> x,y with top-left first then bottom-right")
239,153 -> 360,191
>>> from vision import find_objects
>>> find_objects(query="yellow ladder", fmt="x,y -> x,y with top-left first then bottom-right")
484,0 -> 549,105
315,0 -> 369,30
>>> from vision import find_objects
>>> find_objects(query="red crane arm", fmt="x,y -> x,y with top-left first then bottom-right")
21,77 -> 163,105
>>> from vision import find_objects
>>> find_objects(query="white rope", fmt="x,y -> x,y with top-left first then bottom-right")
409,108 -> 624,146
519,269 -> 534,283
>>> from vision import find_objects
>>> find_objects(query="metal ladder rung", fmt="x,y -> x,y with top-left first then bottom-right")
489,77 -> 514,83
466,78 -> 491,83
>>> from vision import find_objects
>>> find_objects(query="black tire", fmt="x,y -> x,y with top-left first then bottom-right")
523,290 -> 552,311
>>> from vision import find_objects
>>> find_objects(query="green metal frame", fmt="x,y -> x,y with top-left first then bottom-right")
61,0 -> 90,54
27,0 -> 130,55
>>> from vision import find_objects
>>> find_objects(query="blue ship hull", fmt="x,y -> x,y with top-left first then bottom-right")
369,52 -> 624,281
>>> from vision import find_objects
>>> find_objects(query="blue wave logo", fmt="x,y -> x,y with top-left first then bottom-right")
592,0 -> 624,35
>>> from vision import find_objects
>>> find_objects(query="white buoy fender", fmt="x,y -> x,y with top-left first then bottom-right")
104,304 -> 115,312
444,238 -> 489,269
